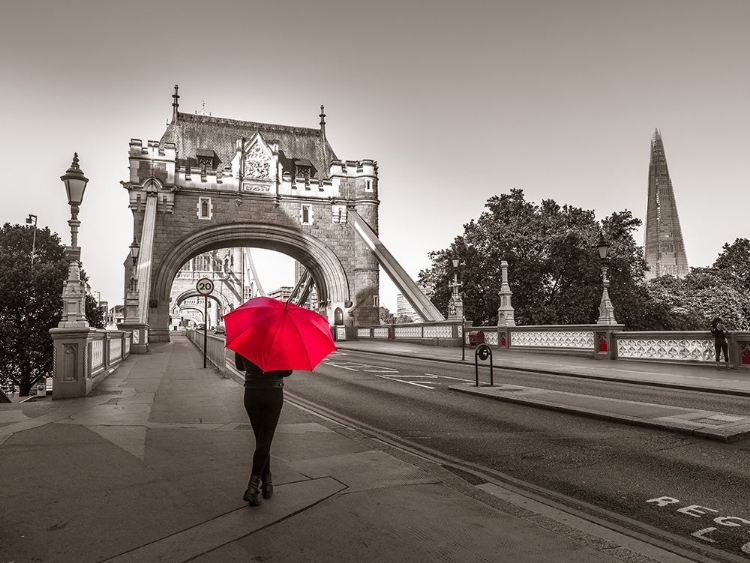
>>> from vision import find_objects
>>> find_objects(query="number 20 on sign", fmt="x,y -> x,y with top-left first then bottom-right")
196,278 -> 214,295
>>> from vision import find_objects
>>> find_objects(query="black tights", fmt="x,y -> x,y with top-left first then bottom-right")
715,342 -> 729,362
243,387 -> 284,477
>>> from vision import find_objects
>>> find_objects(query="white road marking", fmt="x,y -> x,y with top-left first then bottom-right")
380,374 -> 436,378
325,360 -> 439,389
371,374 -> 434,389
425,373 -> 472,382
323,362 -> 359,371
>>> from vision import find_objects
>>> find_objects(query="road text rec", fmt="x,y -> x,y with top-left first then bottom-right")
647,496 -> 750,553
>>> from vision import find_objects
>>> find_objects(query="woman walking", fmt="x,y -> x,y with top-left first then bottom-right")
710,318 -> 730,370
236,351 -> 291,506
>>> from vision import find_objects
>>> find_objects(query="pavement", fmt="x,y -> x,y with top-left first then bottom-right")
336,339 -> 750,442
0,335 -> 712,563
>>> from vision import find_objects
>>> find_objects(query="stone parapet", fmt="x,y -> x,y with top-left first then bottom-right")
50,328 -> 133,399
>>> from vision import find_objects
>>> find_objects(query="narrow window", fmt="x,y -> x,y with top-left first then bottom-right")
197,197 -> 213,219
373,295 -> 379,308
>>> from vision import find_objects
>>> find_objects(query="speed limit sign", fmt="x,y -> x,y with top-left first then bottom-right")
196,277 -> 214,295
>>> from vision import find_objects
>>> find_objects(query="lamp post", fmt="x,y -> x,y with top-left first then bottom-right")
58,153 -> 90,328
449,258 -> 466,359
596,232 -> 617,325
26,214 -> 37,266
129,238 -> 140,290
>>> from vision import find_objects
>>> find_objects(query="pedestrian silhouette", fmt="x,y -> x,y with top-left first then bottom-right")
235,352 -> 292,506
710,318 -> 731,370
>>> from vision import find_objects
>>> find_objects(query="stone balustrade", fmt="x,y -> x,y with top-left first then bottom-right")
355,322 -> 463,346
353,322 -> 750,369
50,328 -> 134,399
185,329 -> 228,369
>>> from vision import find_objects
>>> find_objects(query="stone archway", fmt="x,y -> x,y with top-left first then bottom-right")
147,222 -> 351,340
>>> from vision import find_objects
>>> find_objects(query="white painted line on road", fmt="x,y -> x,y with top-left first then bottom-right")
425,373 -> 472,382
370,373 -> 435,389
323,362 -> 359,371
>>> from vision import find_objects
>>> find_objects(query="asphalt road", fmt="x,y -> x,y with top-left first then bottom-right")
286,349 -> 750,562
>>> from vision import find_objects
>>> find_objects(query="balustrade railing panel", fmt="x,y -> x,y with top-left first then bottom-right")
373,327 -> 389,339
395,326 -> 422,338
109,338 -> 122,363
615,332 -> 715,363
423,325 -> 452,338
91,339 -> 104,374
511,330 -> 594,349
357,328 -> 371,339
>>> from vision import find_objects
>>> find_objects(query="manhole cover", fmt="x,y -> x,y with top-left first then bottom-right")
90,390 -> 123,396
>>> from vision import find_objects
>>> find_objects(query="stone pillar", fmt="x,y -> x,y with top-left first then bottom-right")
59,246 -> 89,328
50,327 -> 93,399
597,265 -> 618,325
497,260 -> 515,327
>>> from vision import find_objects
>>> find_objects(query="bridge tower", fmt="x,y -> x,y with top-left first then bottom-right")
122,88 -> 443,343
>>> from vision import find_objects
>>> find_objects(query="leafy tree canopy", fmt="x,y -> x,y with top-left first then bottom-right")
645,240 -> 750,331
418,189 -> 656,328
0,223 -> 103,395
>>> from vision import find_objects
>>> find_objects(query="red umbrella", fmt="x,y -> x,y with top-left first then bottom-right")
223,297 -> 336,372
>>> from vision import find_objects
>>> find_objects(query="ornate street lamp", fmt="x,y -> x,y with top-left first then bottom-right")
129,238 -> 140,291
25,214 -> 37,265
596,232 -> 617,324
448,258 -> 467,358
58,153 -> 90,327
129,238 -> 140,264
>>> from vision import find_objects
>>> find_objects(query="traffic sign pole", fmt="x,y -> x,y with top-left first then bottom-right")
203,296 -> 208,369
195,277 -> 215,370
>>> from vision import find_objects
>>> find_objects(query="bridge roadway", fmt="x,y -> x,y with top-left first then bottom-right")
0,336 -> 747,562
336,340 -> 750,441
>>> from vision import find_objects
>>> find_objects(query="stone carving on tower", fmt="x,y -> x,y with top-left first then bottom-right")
644,129 -> 689,280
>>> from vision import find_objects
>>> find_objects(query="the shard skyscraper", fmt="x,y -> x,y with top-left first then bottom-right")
644,129 -> 689,279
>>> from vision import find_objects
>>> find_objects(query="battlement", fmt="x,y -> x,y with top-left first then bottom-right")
330,159 -> 378,178
129,139 -> 176,160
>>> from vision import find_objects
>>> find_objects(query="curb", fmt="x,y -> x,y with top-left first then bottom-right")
449,385 -> 750,443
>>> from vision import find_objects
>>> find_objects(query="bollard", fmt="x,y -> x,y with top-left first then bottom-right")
474,344 -> 494,387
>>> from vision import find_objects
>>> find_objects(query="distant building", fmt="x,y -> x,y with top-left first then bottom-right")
644,129 -> 689,279
268,286 -> 294,302
396,294 -> 416,320
108,305 -> 124,327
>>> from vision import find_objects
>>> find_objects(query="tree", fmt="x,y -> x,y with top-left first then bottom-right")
85,291 -> 106,329
714,238 -> 750,293
418,190 -> 654,327
0,223 -> 103,396
646,266 -> 750,331
379,306 -> 396,325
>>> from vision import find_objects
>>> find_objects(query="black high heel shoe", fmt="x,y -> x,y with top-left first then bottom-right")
262,474 -> 273,499
243,475 -> 262,506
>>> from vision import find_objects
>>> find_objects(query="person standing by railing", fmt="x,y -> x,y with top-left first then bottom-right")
711,318 -> 731,370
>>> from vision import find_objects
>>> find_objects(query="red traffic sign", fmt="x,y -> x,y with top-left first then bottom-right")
196,277 -> 214,296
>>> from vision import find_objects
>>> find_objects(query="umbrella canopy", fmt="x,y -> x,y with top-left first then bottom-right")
224,297 -> 336,372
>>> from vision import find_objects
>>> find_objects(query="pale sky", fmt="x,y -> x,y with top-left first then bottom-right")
1,0 -> 748,311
